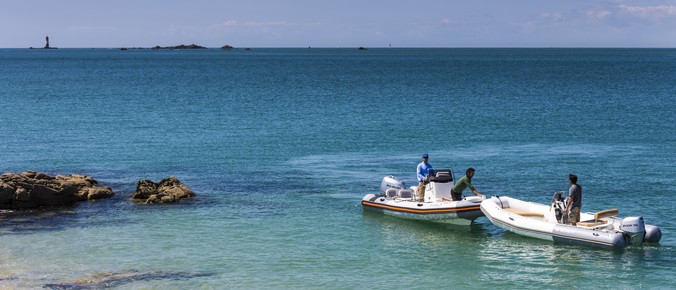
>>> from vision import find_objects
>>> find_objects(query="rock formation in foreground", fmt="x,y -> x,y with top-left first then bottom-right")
132,176 -> 195,204
0,171 -> 114,209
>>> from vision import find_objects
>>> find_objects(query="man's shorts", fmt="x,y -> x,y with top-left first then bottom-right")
568,207 -> 581,224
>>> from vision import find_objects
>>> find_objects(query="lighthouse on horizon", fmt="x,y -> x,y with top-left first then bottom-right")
44,35 -> 50,49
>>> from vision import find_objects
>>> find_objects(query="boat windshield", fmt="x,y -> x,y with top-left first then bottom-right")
429,169 -> 453,183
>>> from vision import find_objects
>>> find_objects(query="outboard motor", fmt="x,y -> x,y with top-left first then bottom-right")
551,191 -> 565,223
380,176 -> 406,194
620,216 -> 646,246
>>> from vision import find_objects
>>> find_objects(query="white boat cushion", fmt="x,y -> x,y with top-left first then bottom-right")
504,208 -> 544,217
385,188 -> 398,198
398,189 -> 413,199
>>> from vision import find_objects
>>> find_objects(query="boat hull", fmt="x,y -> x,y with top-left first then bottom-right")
362,194 -> 484,225
480,196 -> 641,250
484,208 -> 626,249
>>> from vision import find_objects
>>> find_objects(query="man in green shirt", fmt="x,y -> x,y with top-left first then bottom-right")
451,168 -> 484,201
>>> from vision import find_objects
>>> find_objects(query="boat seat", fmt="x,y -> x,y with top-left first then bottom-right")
577,208 -> 618,227
398,189 -> 413,199
504,208 -> 544,217
593,208 -> 619,219
385,188 -> 398,198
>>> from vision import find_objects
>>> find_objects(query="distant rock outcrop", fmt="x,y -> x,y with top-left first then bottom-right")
152,44 -> 207,50
221,45 -> 234,49
132,176 -> 195,204
0,171 -> 114,209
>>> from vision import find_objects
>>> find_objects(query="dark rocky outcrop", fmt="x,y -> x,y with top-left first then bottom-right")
132,176 -> 195,204
0,171 -> 114,209
221,45 -> 234,49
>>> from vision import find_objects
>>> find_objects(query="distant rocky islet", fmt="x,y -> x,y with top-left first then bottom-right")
120,44 -> 236,50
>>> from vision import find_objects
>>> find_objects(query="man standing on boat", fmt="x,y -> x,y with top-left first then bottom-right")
416,153 -> 433,202
451,168 -> 483,201
565,174 -> 582,226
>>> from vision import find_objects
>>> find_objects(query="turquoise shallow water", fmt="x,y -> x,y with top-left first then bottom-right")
0,48 -> 674,289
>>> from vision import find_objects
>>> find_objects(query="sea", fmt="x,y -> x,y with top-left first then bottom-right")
0,48 -> 674,289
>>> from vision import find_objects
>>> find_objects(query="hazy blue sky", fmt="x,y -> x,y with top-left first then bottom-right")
2,0 -> 675,48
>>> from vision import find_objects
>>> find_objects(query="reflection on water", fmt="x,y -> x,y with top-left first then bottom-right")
362,209 -> 676,289
0,206 -> 83,234
474,230 -> 676,288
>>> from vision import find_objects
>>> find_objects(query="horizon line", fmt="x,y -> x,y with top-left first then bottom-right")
6,46 -> 676,49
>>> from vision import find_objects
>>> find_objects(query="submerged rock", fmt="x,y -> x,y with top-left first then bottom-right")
132,176 -> 195,204
0,171 -> 114,209
44,270 -> 213,289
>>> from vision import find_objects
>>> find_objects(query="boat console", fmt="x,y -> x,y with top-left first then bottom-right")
424,169 -> 455,202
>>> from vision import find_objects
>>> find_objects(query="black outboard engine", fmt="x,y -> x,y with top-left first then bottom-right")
551,191 -> 565,223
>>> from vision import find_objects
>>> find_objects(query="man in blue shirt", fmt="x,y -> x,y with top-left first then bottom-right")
416,153 -> 433,201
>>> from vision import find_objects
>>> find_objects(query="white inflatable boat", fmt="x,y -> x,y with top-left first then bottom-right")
361,169 -> 485,225
480,194 -> 662,249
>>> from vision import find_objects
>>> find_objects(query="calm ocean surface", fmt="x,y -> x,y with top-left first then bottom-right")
0,48 -> 674,289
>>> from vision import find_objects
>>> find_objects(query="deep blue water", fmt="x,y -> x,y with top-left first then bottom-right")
0,48 -> 674,289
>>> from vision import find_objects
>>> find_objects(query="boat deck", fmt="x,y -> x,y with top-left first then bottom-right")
502,207 -> 614,229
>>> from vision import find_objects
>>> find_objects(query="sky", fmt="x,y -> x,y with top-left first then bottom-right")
1,0 -> 675,48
